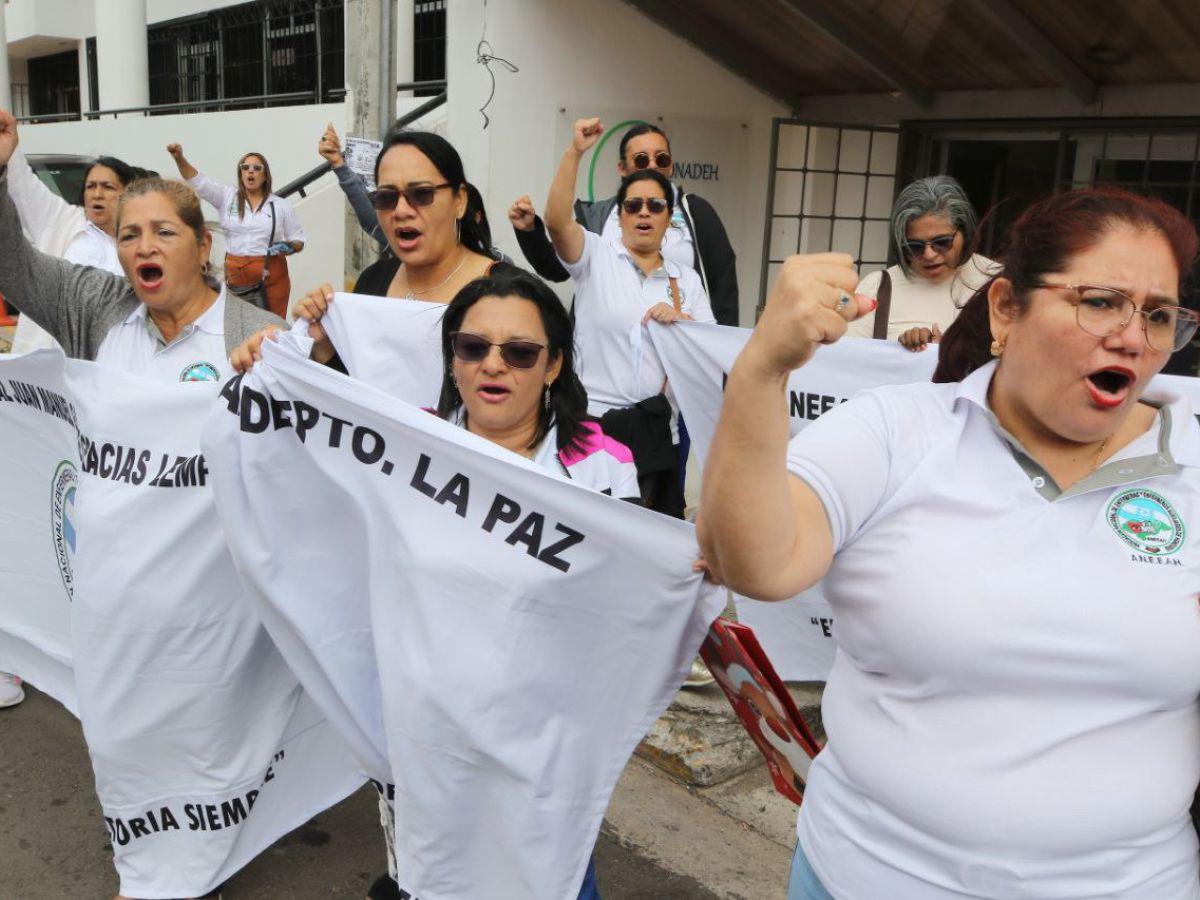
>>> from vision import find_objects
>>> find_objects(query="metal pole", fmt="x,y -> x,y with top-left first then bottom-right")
315,4 -> 323,103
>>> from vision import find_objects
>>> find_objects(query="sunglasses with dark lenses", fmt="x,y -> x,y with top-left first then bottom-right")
902,234 -> 957,257
239,163 -> 265,173
632,151 -> 672,170
368,182 -> 454,211
450,332 -> 546,369
621,197 -> 669,215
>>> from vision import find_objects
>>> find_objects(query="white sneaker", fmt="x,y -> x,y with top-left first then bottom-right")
0,672 -> 25,708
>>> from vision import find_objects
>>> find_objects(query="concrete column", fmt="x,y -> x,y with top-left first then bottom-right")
0,5 -> 11,112
77,40 -> 91,114
95,0 -> 149,112
395,0 -> 414,96
344,0 -> 397,281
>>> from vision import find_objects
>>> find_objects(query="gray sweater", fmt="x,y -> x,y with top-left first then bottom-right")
0,166 -> 283,361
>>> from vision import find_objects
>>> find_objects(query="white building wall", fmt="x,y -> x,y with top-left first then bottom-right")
446,0 -> 787,325
15,98 -> 433,298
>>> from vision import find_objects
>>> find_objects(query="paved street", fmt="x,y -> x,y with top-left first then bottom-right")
1,685 -> 721,899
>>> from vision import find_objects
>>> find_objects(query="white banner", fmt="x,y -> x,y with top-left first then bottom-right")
651,322 -> 1200,680
203,338 -> 725,900
652,324 -> 935,680
321,292 -> 445,407
0,349 -> 80,713
0,350 -> 363,897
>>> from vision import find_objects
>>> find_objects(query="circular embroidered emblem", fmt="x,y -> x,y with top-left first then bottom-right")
180,362 -> 220,382
50,460 -> 79,600
1107,488 -> 1185,556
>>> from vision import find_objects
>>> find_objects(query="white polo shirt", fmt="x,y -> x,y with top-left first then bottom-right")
786,360 -> 1200,899
601,185 -> 697,274
95,290 -> 231,383
188,173 -> 305,257
64,221 -> 121,275
560,229 -> 714,416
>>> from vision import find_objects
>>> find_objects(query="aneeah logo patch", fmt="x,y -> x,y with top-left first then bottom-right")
1107,488 -> 1185,557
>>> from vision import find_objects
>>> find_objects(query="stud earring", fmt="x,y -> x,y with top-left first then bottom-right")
989,338 -> 1005,358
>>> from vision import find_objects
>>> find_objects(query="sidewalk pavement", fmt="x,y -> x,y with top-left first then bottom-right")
1,683 -> 810,898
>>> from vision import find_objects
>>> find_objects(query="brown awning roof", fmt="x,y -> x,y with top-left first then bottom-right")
626,0 -> 1200,107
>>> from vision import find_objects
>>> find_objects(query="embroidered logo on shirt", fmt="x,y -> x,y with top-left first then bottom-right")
1107,488 -> 1185,558
179,362 -> 220,383
50,460 -> 78,600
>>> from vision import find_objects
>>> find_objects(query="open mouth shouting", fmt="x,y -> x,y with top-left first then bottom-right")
135,262 -> 165,292
1085,366 -> 1135,409
634,222 -> 654,235
476,382 -> 512,404
394,227 -> 423,253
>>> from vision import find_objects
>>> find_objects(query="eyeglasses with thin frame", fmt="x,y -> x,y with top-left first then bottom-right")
449,331 -> 547,369
1032,282 -> 1200,352
368,183 -> 454,211
621,197 -> 669,216
902,233 -> 957,257
631,151 -> 672,171
239,163 -> 265,173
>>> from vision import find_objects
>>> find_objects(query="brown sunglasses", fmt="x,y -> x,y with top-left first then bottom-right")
632,151 -> 672,170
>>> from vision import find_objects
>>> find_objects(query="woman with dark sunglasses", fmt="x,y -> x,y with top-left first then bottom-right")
238,131 -> 517,374
849,175 -> 998,351
435,271 -> 637,900
166,143 -> 305,319
510,119 -> 740,327
545,117 -> 716,516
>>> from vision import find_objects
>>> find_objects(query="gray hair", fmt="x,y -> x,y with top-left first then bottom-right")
890,176 -> 978,277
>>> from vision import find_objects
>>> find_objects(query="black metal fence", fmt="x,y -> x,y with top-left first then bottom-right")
148,0 -> 345,112
413,0 -> 447,96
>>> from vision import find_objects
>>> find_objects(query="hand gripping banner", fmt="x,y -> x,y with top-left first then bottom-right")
0,349 -> 363,898
202,337 -> 726,900
320,291 -> 445,406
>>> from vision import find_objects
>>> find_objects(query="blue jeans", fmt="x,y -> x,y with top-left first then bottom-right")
788,842 -> 834,900
577,855 -> 600,900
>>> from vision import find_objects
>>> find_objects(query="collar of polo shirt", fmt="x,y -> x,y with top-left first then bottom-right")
953,360 -> 1200,501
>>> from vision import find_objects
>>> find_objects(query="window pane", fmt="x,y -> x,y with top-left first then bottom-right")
835,174 -> 867,217
839,129 -> 870,174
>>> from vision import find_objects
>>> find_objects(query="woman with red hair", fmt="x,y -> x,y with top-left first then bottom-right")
701,188 -> 1200,899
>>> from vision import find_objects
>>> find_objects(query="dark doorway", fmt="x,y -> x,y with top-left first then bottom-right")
28,50 -> 80,117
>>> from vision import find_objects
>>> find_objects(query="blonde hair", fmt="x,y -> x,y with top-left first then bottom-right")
116,178 -> 208,244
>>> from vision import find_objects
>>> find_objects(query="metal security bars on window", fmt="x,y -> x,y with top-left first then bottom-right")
759,120 -> 900,317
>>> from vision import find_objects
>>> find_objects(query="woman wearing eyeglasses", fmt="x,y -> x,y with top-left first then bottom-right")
545,118 -> 715,516
849,175 -> 998,352
700,186 -> 1200,899
166,143 -> 305,319
510,120 -> 740,327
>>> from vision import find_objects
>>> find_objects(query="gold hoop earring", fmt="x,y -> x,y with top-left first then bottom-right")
990,338 -> 1005,358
